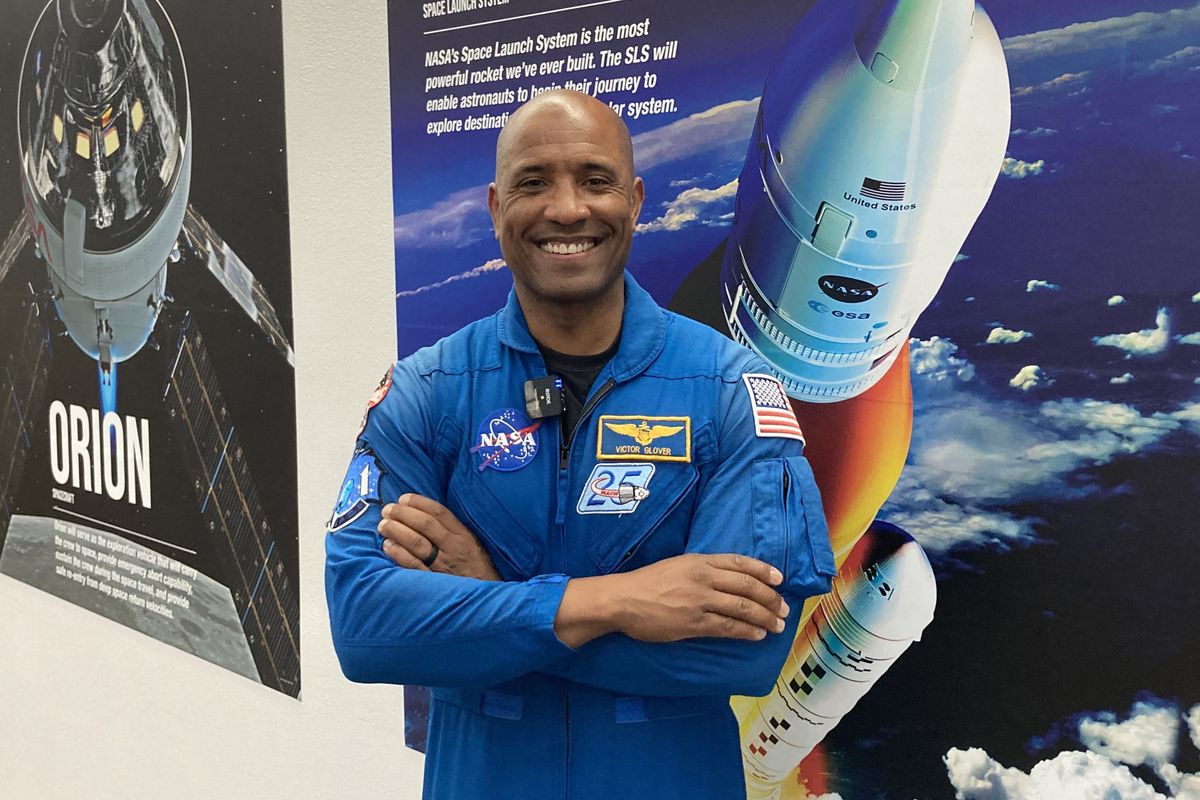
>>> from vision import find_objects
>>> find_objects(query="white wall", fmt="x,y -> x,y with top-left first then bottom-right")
0,1 -> 427,797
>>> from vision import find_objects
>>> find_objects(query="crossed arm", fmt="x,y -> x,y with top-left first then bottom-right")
377,493 -> 792,653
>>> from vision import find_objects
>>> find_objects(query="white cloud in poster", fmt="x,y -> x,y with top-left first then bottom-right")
1172,403 -> 1200,435
1001,157 -> 1046,179
880,477 -> 1037,555
1011,126 -> 1059,137
1152,104 -> 1182,116
1012,71 -> 1090,97
1108,295 -> 1127,306
1037,399 -> 1180,453
1110,372 -> 1135,384
394,185 -> 491,250
1193,291 -> 1200,303
1000,6 -> 1200,64
1187,706 -> 1200,751
1093,307 -> 1171,356
945,700 -> 1200,800
1026,279 -> 1061,292
635,180 -> 738,233
1143,45 -> 1200,74
1078,701 -> 1180,768
1179,332 -> 1200,345
945,748 -> 1168,800
986,327 -> 1033,344
909,336 -> 976,386
1009,365 -> 1045,391
395,258 -> 506,298
631,99 -> 759,172
883,340 -> 1190,556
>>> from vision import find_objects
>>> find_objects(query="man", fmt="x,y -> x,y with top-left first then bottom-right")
325,90 -> 835,799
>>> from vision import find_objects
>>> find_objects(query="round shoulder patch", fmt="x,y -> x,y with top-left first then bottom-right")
471,408 -> 541,472
357,366 -> 394,436
328,449 -> 383,532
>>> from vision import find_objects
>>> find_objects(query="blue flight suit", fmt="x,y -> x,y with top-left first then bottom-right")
325,273 -> 835,800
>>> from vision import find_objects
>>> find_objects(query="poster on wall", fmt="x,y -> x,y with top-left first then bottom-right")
388,0 -> 1199,795
0,0 -> 300,698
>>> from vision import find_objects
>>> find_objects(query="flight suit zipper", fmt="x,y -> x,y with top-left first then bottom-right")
560,377 -> 617,469
556,376 -> 613,795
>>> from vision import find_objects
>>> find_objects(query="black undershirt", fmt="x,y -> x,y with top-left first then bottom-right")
538,335 -> 620,443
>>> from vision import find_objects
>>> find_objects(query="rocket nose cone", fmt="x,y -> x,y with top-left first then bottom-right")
838,522 -> 937,641
58,0 -> 126,51
854,0 -> 975,90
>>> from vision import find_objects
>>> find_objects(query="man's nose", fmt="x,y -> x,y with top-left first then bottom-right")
543,180 -> 590,225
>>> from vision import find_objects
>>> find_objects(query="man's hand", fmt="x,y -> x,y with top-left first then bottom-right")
554,553 -> 790,648
377,494 -> 501,581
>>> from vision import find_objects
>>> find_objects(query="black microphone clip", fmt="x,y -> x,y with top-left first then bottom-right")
524,376 -> 564,419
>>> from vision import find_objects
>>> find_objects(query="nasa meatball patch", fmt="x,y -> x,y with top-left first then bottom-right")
472,408 -> 541,472
742,374 -> 805,442
328,449 -> 383,532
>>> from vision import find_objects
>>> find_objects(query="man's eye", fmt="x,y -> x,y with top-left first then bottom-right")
585,177 -> 613,187
518,178 -> 546,189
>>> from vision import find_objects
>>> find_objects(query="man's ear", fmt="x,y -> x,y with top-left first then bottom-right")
630,176 -> 645,224
487,182 -> 500,239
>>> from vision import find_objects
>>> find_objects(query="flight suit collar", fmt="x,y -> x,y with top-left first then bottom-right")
496,271 -> 667,383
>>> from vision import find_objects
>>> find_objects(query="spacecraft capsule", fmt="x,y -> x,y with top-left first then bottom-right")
17,0 -> 191,367
720,0 -> 1010,401
742,522 -> 937,798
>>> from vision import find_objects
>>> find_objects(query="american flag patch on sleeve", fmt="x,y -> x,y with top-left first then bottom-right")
742,373 -> 805,442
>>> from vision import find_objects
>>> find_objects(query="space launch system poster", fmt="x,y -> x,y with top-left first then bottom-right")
0,0 -> 300,698
388,0 -> 1199,796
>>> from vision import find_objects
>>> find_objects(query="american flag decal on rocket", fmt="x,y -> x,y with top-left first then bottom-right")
742,374 -> 805,442
860,177 -> 906,201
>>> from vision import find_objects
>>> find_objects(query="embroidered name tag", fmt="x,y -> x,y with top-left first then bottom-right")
597,415 -> 691,462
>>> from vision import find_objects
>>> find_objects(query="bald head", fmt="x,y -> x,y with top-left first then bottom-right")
495,90 -> 634,180
486,88 -> 645,333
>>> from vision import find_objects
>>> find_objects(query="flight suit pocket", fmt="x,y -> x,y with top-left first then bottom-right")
585,466 -> 699,574
447,467 -> 546,581
751,456 -> 835,597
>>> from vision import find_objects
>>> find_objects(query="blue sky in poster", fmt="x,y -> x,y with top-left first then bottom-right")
389,1 -> 1200,796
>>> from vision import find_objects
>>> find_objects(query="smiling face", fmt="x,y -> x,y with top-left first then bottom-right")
488,92 -> 644,314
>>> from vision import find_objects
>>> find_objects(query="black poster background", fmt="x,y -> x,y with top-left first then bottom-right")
0,0 -> 298,696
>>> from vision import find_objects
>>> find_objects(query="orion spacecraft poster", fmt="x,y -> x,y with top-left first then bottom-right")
0,0 -> 300,698
388,0 -> 1199,796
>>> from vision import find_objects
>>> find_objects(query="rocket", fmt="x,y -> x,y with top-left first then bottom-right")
17,0 -> 192,377
720,0 -> 1010,401
700,0 -> 1011,794
742,523 -> 936,799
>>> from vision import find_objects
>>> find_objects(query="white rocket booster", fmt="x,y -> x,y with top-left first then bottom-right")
742,523 -> 936,799
721,0 -> 1011,401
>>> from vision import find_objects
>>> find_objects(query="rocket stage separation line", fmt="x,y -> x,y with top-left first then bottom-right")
424,0 -> 627,35
51,505 -> 198,555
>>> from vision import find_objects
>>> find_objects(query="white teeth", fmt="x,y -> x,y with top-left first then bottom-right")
539,240 -> 596,255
